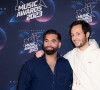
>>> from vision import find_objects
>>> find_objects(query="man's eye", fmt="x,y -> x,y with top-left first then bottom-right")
44,40 -> 48,42
77,33 -> 80,35
52,40 -> 56,43
71,35 -> 74,37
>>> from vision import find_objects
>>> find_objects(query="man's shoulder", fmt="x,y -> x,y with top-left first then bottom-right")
60,56 -> 68,62
59,56 -> 71,66
63,48 -> 76,59
59,56 -> 72,71
25,56 -> 43,65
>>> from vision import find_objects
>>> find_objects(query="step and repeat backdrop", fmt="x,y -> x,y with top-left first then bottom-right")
0,0 -> 100,90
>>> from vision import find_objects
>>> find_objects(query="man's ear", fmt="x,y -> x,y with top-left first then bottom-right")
59,42 -> 61,48
86,32 -> 90,38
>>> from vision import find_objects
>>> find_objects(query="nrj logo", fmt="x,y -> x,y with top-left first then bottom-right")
20,32 -> 43,54
23,33 -> 41,53
15,0 -> 47,21
76,3 -> 95,23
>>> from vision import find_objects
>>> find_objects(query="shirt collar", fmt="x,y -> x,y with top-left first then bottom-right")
40,52 -> 61,61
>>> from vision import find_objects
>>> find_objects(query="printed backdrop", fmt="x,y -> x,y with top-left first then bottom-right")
0,0 -> 100,90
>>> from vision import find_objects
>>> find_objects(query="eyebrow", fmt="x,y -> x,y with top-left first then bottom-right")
44,39 -> 48,41
44,38 -> 57,41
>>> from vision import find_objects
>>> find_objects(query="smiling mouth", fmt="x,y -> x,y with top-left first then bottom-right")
46,47 -> 53,50
47,48 -> 53,50
74,40 -> 79,43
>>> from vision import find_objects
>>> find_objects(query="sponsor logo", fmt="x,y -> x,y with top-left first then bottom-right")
76,3 -> 95,23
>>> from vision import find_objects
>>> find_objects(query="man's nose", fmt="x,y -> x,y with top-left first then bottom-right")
47,41 -> 52,46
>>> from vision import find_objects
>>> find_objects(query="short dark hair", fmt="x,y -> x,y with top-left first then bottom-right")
69,20 -> 91,37
43,29 -> 61,42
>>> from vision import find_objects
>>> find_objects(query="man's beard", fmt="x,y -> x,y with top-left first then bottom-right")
43,46 -> 58,55
76,37 -> 87,48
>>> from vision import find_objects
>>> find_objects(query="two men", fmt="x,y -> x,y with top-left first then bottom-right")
17,30 -> 73,90
36,20 -> 100,90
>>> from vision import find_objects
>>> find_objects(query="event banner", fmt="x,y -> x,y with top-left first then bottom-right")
0,0 -> 100,89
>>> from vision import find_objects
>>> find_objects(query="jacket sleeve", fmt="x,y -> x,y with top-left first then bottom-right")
17,62 -> 33,90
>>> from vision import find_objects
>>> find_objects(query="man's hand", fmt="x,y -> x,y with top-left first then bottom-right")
35,50 -> 44,58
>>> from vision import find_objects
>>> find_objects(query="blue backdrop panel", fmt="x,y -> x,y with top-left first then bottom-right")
0,0 -> 100,90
